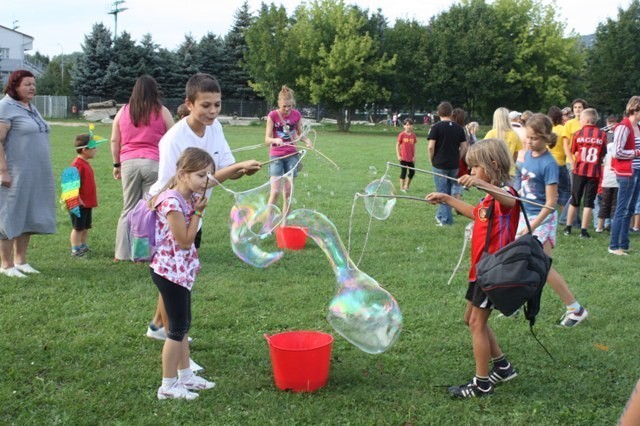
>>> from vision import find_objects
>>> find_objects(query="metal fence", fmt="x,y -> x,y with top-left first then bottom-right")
34,95 -> 372,123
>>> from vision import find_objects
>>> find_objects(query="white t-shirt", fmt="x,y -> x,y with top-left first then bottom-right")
149,118 -> 236,197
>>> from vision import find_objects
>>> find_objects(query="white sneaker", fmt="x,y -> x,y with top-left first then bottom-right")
146,324 -> 167,340
179,374 -> 216,391
14,263 -> 40,274
145,324 -> 193,343
0,267 -> 27,278
189,358 -> 205,374
157,383 -> 199,400
559,307 -> 588,327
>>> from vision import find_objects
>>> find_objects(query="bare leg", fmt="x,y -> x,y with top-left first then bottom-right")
468,307 -> 499,378
162,335 -> 190,378
70,229 -> 82,249
13,234 -> 30,265
565,205 -> 577,229
1,238 -> 14,269
152,293 -> 164,328
581,207 -> 593,230
543,241 -> 576,306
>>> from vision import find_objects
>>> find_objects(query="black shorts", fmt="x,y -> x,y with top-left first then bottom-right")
70,207 -> 92,231
465,281 -> 493,310
570,174 -> 598,208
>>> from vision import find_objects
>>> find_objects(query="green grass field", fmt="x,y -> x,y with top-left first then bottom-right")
1,122 -> 638,425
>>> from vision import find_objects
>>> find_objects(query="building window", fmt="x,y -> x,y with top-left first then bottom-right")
0,48 -> 9,59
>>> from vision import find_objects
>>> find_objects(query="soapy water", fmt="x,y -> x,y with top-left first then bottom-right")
286,209 -> 403,354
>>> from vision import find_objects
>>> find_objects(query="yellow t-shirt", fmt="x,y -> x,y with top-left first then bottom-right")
562,118 -> 583,152
550,123 -> 566,166
484,128 -> 523,175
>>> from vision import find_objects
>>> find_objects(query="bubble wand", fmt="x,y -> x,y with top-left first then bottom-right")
386,162 -> 553,211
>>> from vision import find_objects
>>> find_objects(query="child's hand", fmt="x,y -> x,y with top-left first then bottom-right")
193,195 -> 208,215
457,174 -> 479,189
304,138 -> 313,149
271,138 -> 284,146
241,160 -> 261,176
426,192 -> 448,204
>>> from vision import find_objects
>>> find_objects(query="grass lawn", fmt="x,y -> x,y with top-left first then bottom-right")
1,121 -> 638,425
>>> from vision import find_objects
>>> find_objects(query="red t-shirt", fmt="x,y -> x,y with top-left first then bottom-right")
71,157 -> 97,208
571,125 -> 607,178
397,131 -> 417,162
469,189 -> 519,282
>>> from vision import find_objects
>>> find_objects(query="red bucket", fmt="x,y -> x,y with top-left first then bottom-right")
264,331 -> 333,392
275,226 -> 308,250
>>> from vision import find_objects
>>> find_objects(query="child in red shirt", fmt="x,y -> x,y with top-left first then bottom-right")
69,134 -> 98,257
427,138 -> 519,398
396,118 -> 417,192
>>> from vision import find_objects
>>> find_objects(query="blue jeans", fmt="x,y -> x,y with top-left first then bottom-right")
433,167 -> 459,225
609,169 -> 640,250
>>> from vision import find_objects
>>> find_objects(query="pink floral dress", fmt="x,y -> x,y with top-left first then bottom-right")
150,194 -> 200,290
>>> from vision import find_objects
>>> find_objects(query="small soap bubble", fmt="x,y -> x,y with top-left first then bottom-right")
330,191 -> 335,197
368,166 -> 377,176
416,246 -> 424,254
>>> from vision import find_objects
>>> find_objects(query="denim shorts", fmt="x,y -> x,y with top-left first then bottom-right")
269,153 -> 300,177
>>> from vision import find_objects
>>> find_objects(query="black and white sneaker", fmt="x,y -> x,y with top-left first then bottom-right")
448,377 -> 493,398
488,363 -> 518,385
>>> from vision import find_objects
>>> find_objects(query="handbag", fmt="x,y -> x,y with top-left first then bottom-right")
475,197 -> 552,326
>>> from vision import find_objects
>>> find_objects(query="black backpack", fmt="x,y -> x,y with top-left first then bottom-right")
476,199 -> 552,329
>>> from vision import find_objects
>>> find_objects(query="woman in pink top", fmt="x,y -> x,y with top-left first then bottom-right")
110,75 -> 174,261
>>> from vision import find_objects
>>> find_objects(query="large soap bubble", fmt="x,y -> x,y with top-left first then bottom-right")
286,209 -> 403,354
363,178 -> 396,220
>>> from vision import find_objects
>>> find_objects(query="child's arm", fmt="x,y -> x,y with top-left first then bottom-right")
295,120 -> 313,149
166,196 -> 207,250
459,175 -> 517,210
563,135 -> 573,168
426,192 -> 474,219
214,160 -> 262,182
396,134 -> 402,161
265,115 -> 283,146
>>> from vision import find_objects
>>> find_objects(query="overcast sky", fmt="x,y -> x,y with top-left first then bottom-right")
2,0 -> 634,58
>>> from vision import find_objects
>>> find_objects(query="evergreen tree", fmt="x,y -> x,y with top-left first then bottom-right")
72,23 -> 113,96
225,1 -> 255,99
196,33 -> 228,82
137,34 -> 163,82
156,48 -> 184,98
174,35 -> 201,96
107,32 -> 143,101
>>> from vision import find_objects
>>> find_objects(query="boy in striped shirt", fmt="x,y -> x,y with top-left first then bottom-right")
564,108 -> 608,239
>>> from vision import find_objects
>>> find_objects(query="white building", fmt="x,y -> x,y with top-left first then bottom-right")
0,25 -> 44,87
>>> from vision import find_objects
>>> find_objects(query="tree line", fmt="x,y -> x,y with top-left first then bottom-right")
33,0 -> 640,130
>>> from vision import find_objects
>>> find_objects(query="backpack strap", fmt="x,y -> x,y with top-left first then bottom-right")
153,189 -> 190,216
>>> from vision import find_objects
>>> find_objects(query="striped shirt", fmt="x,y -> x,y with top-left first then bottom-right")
571,125 -> 607,178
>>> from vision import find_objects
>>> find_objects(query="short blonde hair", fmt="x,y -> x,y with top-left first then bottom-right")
465,138 -> 512,186
581,108 -> 598,125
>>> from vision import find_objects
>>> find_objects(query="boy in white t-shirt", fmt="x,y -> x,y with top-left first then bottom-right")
146,74 -> 261,371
